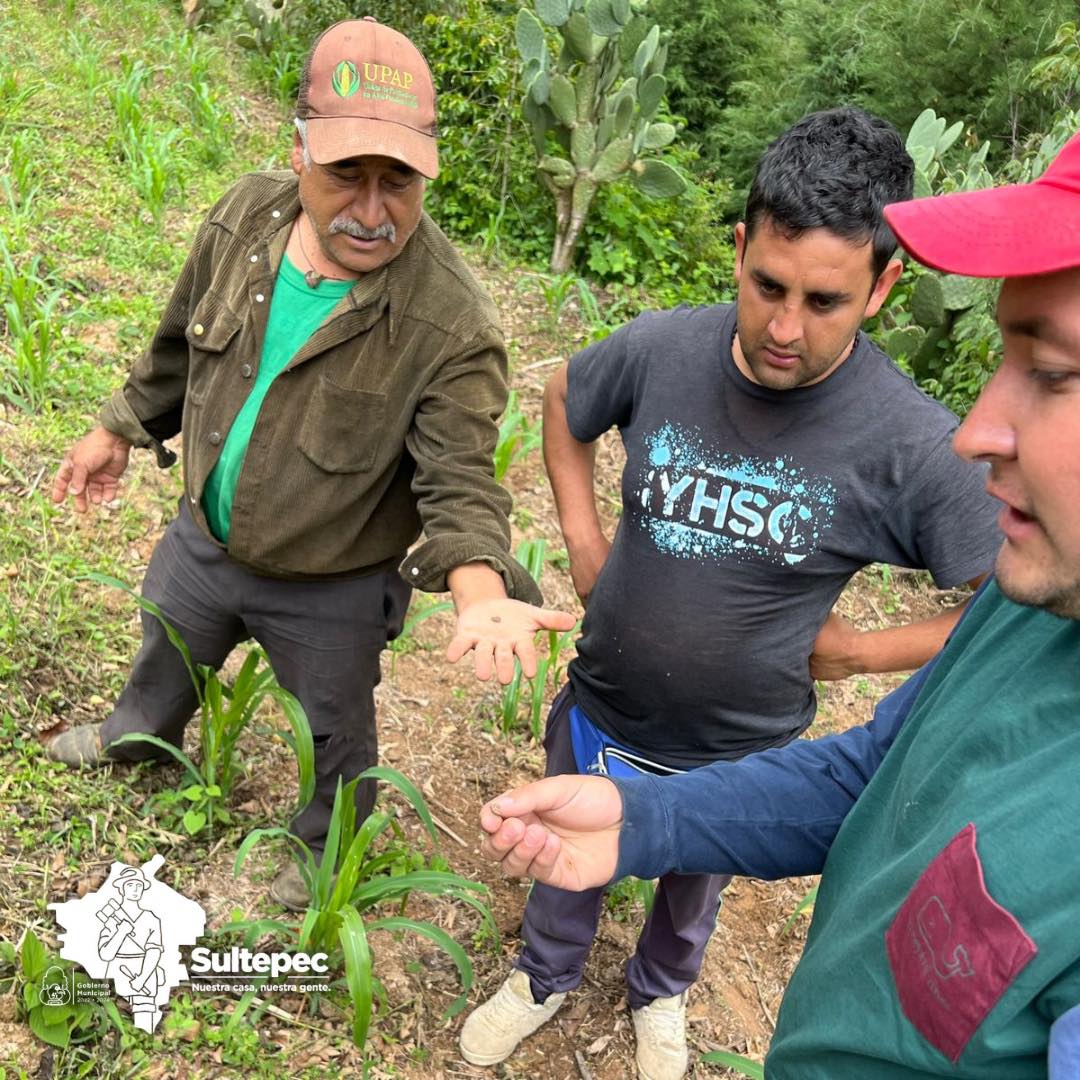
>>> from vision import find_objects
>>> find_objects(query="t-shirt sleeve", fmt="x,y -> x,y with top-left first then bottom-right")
565,316 -> 644,442
877,431 -> 1001,588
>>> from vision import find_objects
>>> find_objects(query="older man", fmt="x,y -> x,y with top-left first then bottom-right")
49,18 -> 572,909
479,132 -> 1080,1078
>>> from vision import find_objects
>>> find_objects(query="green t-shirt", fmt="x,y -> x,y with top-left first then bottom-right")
202,255 -> 353,543
768,581 -> 1080,1078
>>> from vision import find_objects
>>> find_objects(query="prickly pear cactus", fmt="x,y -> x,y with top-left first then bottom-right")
517,0 -> 686,271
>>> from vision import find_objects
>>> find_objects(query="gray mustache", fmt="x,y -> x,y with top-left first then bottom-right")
328,217 -> 396,242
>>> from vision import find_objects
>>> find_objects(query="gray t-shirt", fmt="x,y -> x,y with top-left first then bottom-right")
565,303 -> 1002,768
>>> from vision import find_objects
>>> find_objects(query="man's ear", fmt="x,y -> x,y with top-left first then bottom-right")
290,131 -> 306,177
864,257 -> 903,318
733,222 -> 747,284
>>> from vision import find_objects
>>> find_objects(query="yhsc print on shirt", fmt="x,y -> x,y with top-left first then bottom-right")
636,421 -> 837,568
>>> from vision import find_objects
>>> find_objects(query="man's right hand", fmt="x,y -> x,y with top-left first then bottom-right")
479,774 -> 623,890
53,426 -> 132,512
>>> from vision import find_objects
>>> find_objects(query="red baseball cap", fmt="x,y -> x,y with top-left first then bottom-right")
296,17 -> 438,179
883,132 -> 1080,278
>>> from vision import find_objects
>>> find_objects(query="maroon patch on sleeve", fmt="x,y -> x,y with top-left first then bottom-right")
885,823 -> 1037,1064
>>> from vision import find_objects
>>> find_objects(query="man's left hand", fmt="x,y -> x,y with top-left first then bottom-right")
447,598 -> 577,684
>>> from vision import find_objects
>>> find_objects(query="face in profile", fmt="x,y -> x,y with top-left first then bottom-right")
953,266 -> 1080,619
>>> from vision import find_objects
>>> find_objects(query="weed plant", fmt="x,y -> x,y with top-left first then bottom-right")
91,573 -> 315,836
232,769 -> 493,1053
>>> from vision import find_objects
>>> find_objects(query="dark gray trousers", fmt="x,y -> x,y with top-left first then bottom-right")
515,686 -> 730,1009
100,501 -> 411,854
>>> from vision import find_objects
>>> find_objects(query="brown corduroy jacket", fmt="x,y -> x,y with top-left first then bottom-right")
100,171 -> 540,601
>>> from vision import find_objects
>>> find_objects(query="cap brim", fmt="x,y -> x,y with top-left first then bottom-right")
306,116 -> 439,179
884,182 -> 1080,278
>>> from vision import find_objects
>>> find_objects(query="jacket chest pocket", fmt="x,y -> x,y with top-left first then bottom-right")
297,375 -> 387,473
185,300 -> 243,404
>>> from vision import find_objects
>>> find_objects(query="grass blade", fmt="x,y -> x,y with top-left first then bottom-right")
356,765 -> 438,844
107,732 -> 203,786
338,906 -> 374,1052
368,915 -> 474,1018
699,1050 -> 765,1078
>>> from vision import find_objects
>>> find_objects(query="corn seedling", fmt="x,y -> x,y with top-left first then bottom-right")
108,59 -> 150,160
779,883 -> 818,937
127,125 -> 181,221
65,29 -> 107,96
0,72 -> 41,138
699,1050 -> 765,1079
0,237 -> 67,412
232,768 -> 494,1053
89,573 -> 315,836
494,390 -> 542,483
495,539 -> 580,737
174,31 -> 232,167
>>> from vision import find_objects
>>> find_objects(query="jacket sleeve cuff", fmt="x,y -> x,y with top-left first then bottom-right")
99,391 -> 177,469
611,774 -> 673,881
400,533 -> 544,605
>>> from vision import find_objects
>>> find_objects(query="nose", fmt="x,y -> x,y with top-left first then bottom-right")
350,179 -> 386,229
768,304 -> 802,348
952,366 -> 1017,463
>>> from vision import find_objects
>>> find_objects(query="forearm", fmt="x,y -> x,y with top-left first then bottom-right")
848,601 -> 971,675
614,655 -> 939,881
543,365 -> 604,549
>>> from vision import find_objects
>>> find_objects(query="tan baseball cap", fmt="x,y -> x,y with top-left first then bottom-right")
296,17 -> 439,179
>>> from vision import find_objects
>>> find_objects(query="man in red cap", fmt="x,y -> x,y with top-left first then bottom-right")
477,132 -> 1080,1078
48,18 -> 573,910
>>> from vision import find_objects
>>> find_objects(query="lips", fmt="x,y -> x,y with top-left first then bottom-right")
762,345 -> 800,368
988,486 -> 1041,541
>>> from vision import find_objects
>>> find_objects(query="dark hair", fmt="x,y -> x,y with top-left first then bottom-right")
744,107 -> 914,279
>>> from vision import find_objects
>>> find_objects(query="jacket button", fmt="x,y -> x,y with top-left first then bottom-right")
249,255 -> 258,263
209,431 -> 222,445
272,210 -> 281,218
255,293 -> 265,303
410,567 -> 419,577
193,323 -> 204,335
240,364 -> 253,379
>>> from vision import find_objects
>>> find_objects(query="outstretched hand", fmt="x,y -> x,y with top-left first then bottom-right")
447,597 -> 576,684
479,774 -> 623,890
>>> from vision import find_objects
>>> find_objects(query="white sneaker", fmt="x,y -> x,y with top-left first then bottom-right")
459,969 -> 567,1066
632,992 -> 689,1080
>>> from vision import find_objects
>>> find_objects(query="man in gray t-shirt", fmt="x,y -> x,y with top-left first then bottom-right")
461,108 -> 1002,1079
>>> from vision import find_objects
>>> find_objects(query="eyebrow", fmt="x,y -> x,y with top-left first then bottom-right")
751,269 -> 850,305
1002,315 -> 1080,356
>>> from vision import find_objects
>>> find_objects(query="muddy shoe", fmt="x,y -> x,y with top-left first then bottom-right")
46,724 -> 107,768
269,862 -> 311,912
459,969 -> 566,1066
632,992 -> 689,1080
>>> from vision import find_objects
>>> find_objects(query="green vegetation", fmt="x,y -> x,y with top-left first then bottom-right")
4,0 -> 1080,1072
232,767 -> 493,1053
516,0 -> 686,270
90,573 -> 315,836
